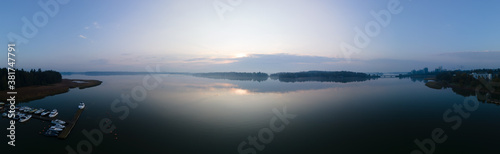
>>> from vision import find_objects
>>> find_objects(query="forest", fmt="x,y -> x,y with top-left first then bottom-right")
270,71 -> 380,83
0,68 -> 62,90
193,72 -> 269,82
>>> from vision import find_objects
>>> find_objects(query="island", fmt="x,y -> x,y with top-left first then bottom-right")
192,72 -> 269,82
270,71 -> 380,83
0,68 -> 102,102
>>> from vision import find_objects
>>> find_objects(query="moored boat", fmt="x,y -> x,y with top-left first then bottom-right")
78,102 -> 85,109
28,109 -> 38,114
35,109 -> 45,114
49,126 -> 63,131
51,119 -> 66,125
49,109 -> 58,118
20,107 -> 30,112
44,130 -> 59,137
53,124 -> 66,129
19,115 -> 32,122
41,111 -> 50,116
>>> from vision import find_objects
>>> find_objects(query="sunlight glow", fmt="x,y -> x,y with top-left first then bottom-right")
232,88 -> 250,95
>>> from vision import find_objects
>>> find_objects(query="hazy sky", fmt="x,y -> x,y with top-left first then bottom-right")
1,0 -> 499,73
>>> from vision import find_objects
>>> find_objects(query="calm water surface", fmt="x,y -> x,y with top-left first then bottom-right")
2,74 -> 500,153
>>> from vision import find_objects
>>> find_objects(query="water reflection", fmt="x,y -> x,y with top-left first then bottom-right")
408,76 -> 500,104
172,76 -> 360,94
4,74 -> 500,154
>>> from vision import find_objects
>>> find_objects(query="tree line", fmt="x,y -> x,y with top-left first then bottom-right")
0,68 -> 62,90
270,71 -> 379,83
193,72 -> 269,82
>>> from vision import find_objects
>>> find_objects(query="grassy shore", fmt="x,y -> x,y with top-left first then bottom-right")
0,79 -> 102,102
426,81 -> 500,95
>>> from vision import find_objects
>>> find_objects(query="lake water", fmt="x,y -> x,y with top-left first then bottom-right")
2,74 -> 500,153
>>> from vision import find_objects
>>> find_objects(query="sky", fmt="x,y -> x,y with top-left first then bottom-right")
1,0 -> 499,73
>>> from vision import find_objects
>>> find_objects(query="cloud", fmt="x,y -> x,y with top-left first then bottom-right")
83,22 -> 101,30
436,50 -> 500,56
176,53 -> 345,72
93,22 -> 101,29
79,35 -> 87,39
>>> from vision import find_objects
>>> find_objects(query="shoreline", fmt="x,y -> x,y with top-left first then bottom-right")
425,81 -> 500,94
0,79 -> 102,103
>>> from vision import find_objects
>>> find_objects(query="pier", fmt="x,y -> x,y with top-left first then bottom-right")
31,113 -> 57,121
0,106 -> 83,139
58,109 -> 83,139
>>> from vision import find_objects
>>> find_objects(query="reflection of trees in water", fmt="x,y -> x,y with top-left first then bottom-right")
398,77 -> 430,83
444,83 -> 500,104
193,72 -> 269,82
193,71 -> 380,83
452,87 -> 500,103
277,77 -> 376,83
272,71 -> 379,83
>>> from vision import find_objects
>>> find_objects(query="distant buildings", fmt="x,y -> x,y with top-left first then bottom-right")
471,73 -> 492,80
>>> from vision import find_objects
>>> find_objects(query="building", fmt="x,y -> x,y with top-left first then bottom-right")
471,73 -> 492,80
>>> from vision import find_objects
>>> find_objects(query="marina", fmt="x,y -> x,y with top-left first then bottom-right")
0,102 -> 84,139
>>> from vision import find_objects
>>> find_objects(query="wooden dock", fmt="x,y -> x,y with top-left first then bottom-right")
0,107 -> 83,139
31,113 -> 57,121
58,109 -> 84,139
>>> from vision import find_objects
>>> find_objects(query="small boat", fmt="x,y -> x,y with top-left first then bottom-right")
0,102 -> 4,106
78,102 -> 85,109
51,119 -> 66,125
49,126 -> 63,131
41,111 -> 50,116
2,113 -> 7,117
19,115 -> 32,122
53,124 -> 66,129
35,109 -> 45,114
28,109 -> 38,114
49,109 -> 58,118
19,107 -> 29,112
44,130 -> 59,136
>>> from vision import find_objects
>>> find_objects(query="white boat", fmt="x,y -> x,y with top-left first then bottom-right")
41,111 -> 50,116
35,109 -> 45,114
49,109 -> 58,118
49,126 -> 63,131
53,124 -> 66,129
25,107 -> 32,112
44,130 -> 59,137
51,119 -> 66,125
28,109 -> 37,114
19,115 -> 32,122
78,102 -> 85,109
19,107 -> 28,112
